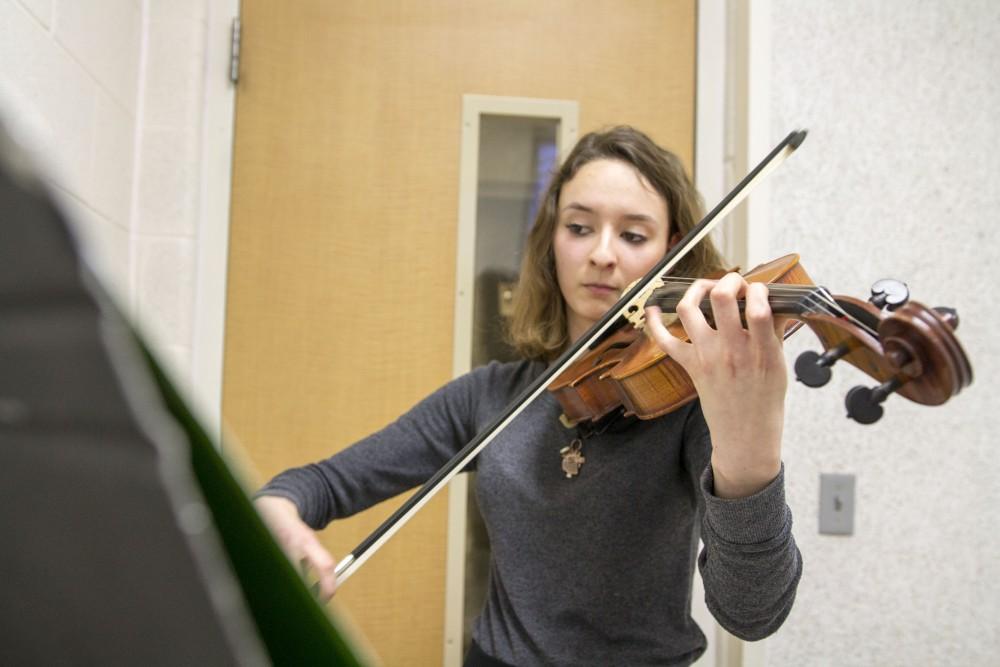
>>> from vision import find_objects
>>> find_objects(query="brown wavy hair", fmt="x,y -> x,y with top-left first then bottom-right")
506,126 -> 728,362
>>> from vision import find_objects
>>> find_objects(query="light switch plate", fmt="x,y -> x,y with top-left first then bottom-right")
819,473 -> 855,535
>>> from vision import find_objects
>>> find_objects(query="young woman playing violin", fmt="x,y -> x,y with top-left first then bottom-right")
255,126 -> 802,667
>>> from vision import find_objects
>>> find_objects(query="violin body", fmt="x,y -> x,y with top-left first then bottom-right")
549,326 -> 642,425
550,254 -> 973,426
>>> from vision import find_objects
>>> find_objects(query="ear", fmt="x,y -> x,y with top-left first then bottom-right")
666,230 -> 682,250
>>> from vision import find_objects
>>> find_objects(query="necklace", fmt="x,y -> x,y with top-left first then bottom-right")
559,438 -> 586,478
559,408 -> 636,478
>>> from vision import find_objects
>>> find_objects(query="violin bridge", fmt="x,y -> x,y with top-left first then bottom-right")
623,276 -> 666,330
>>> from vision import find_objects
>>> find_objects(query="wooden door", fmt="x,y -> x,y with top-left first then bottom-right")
224,2 -> 696,664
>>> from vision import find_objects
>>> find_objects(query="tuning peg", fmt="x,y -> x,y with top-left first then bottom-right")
794,344 -> 849,388
845,377 -> 902,424
932,306 -> 959,330
869,279 -> 909,311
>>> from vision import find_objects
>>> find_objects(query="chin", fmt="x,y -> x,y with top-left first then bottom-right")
583,305 -> 610,322
569,296 -> 614,327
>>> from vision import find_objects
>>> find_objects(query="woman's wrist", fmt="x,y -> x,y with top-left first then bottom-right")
255,494 -> 303,521
710,453 -> 781,499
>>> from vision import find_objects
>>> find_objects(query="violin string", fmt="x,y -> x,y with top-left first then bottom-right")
652,286 -> 833,317
807,286 -> 879,338
649,281 -> 880,338
651,281 -> 826,312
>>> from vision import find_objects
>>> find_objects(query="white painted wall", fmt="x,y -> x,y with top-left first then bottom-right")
0,0 -> 141,295
758,1 -> 999,664
0,0 -> 234,426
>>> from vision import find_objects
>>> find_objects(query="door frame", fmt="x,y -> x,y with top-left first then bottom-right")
191,0 -> 239,443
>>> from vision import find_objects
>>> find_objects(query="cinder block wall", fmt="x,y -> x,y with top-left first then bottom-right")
0,0 -> 141,291
0,0 -> 209,386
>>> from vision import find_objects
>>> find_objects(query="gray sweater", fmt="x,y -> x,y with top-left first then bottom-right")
260,360 -> 801,666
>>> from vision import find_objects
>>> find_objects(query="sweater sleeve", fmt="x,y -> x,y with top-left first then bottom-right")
682,404 -> 803,641
255,364 -> 490,529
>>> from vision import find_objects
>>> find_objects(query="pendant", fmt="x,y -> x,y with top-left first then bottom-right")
560,438 -> 585,478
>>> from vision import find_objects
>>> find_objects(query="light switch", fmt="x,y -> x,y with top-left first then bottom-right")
819,473 -> 855,535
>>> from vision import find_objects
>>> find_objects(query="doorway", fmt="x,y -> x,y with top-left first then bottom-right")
223,2 -> 697,663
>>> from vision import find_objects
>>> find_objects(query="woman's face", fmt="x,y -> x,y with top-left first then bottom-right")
553,158 -> 670,342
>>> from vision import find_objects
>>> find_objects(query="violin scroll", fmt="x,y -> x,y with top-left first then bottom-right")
793,278 -> 973,424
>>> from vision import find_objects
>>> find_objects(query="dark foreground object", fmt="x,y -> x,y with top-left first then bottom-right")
0,123 -> 363,665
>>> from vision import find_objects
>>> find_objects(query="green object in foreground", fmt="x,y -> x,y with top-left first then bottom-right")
140,340 -> 367,667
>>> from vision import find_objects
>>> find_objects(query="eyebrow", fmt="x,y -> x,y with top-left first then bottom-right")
560,202 -> 659,224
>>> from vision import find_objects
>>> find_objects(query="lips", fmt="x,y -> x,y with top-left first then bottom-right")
584,283 -> 619,295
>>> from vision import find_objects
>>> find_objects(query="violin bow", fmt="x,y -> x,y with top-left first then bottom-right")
332,129 -> 809,584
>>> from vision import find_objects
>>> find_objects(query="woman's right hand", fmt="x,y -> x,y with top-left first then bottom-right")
254,495 -> 339,600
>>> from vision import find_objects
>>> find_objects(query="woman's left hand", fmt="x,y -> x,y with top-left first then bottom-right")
644,272 -> 787,499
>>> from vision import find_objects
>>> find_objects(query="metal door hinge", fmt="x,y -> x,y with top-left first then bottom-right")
230,17 -> 241,84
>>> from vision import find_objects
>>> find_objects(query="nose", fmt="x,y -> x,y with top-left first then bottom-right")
588,228 -> 617,269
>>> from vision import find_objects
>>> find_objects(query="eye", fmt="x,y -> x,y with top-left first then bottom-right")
565,223 -> 590,236
621,231 -> 647,244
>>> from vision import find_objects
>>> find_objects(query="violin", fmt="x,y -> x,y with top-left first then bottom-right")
330,129 -> 971,586
549,254 -> 972,426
